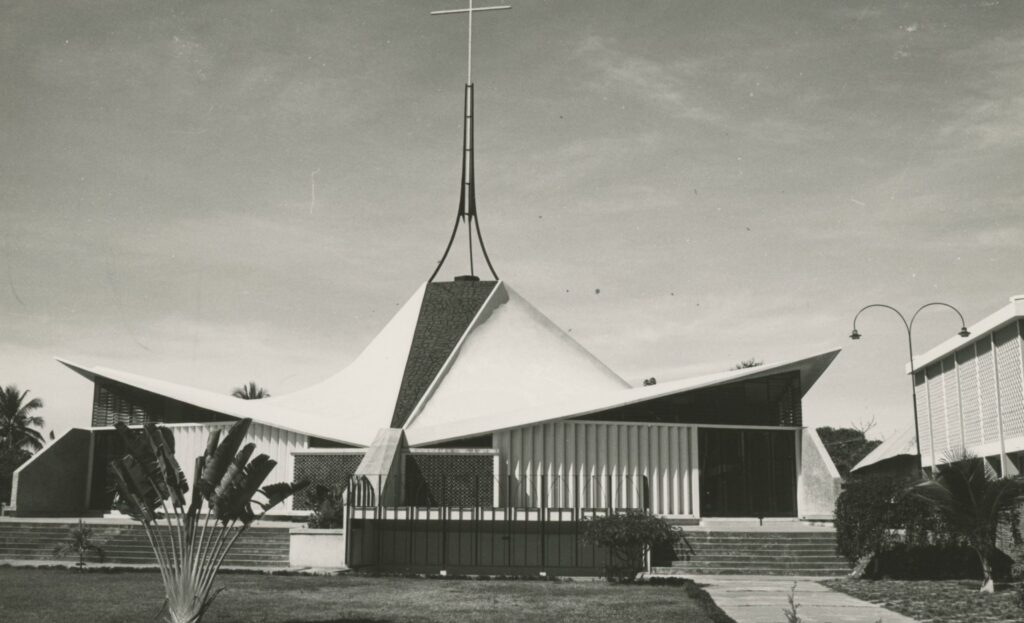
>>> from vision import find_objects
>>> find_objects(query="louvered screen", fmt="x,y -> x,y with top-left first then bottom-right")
995,324 -> 1024,440
977,339 -> 1000,445
926,363 -> 947,457
957,346 -> 983,448
941,356 -> 962,451
915,371 -> 932,462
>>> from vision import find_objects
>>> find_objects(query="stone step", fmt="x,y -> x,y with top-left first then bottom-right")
651,566 -> 848,577
0,521 -> 291,568
675,534 -> 837,541
665,560 -> 848,568
668,553 -> 845,562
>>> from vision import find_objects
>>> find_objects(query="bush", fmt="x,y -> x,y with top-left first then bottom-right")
873,543 -> 1013,580
306,485 -> 346,529
581,510 -> 673,582
834,473 -> 949,565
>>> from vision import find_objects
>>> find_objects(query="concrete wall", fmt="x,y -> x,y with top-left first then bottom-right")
797,427 -> 841,519
11,429 -> 91,516
290,528 -> 346,568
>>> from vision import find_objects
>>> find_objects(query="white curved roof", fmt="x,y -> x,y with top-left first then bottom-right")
59,280 -> 841,447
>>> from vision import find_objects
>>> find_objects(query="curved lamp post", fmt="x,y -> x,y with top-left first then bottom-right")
849,302 -> 971,471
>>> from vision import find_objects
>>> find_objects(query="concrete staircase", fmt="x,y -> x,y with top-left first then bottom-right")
0,520 -> 291,568
653,529 -> 851,576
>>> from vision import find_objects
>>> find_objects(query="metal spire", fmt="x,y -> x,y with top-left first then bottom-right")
427,1 -> 509,283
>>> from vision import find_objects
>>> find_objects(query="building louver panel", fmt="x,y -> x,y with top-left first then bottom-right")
995,323 -> 1024,439
493,420 -> 698,516
956,346 -> 982,448
915,371 -> 932,463
942,356 -> 961,451
390,280 -> 497,428
977,339 -> 1000,445
926,363 -> 947,456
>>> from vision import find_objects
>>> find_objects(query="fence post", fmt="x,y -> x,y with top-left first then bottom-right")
441,474 -> 447,572
540,474 -> 546,570
474,476 -> 480,567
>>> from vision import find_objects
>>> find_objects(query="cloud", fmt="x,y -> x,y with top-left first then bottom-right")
574,35 -> 723,124
938,37 -> 1024,150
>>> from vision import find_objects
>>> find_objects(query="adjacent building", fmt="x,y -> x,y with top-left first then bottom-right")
853,295 -> 1024,476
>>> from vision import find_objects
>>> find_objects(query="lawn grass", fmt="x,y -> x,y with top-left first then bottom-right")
0,568 -> 730,623
821,578 -> 1023,623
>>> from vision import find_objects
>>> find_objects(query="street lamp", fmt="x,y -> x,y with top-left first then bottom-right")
849,302 -> 971,471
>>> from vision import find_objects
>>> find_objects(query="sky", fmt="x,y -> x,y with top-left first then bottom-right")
1,0 -> 1022,444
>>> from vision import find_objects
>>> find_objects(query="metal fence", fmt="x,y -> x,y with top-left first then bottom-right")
344,474 -> 650,575
347,473 -> 652,510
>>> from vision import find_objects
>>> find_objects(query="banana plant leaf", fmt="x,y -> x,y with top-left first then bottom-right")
213,455 -> 276,524
198,419 -> 251,498
142,424 -> 188,508
257,480 -> 310,513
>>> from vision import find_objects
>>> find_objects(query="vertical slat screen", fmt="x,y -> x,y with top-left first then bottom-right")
493,421 -> 698,516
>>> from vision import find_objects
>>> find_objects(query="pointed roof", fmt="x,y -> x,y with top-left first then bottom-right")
58,280 -> 841,448
850,425 -> 918,473
405,347 -> 840,445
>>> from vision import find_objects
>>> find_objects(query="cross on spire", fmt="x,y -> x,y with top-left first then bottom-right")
427,1 -> 510,283
430,1 -> 511,84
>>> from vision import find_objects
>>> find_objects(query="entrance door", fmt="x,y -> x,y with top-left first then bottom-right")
698,428 -> 797,517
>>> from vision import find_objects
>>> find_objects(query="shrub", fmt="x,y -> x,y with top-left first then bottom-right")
581,510 -> 673,582
52,519 -> 105,569
307,485 -> 347,529
834,473 -> 948,566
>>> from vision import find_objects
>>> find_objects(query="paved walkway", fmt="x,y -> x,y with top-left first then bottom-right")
688,575 -> 918,623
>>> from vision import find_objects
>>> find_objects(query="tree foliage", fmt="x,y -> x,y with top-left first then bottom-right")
816,426 -> 882,477
0,385 -> 45,452
108,419 -> 307,622
0,447 -> 31,505
582,510 -> 674,582
731,358 -> 763,370
306,485 -> 347,529
231,382 -> 269,400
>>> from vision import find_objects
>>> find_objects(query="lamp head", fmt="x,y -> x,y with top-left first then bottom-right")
849,329 -> 861,340
959,327 -> 971,338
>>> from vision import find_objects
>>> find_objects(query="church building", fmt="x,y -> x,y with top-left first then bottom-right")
10,3 -> 841,525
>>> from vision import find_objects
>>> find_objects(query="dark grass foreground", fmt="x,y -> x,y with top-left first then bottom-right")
821,578 -> 1023,623
0,568 -> 730,623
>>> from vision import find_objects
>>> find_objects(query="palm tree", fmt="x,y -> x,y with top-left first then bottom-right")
0,385 -> 45,452
231,382 -> 269,400
908,451 -> 1024,593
